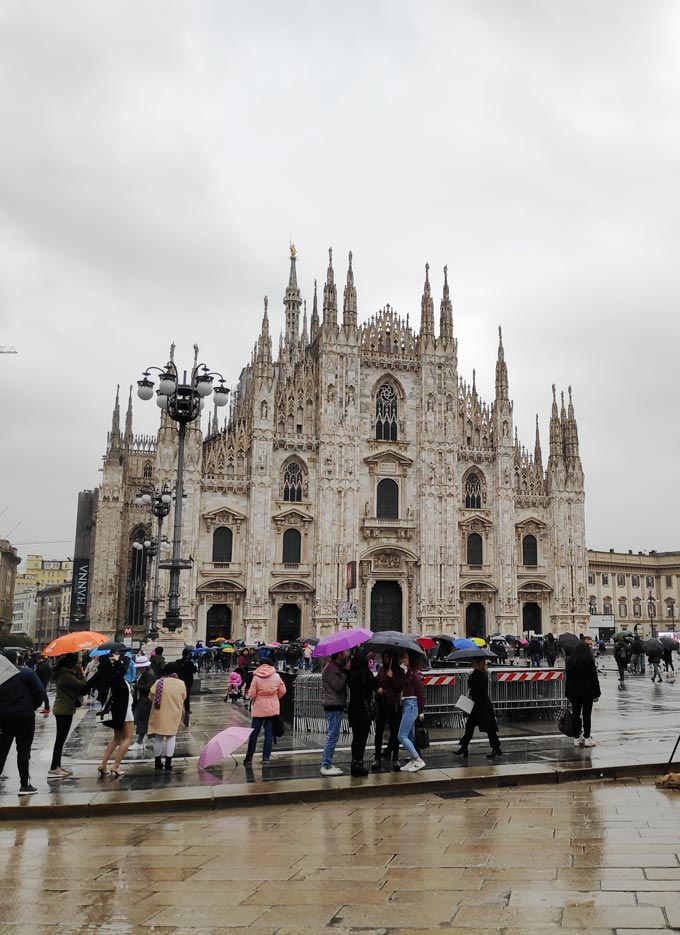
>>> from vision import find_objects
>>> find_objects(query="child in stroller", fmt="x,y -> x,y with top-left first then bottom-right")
225,670 -> 243,703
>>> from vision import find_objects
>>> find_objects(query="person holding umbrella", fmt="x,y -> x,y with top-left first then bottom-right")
565,638 -> 601,747
453,654 -> 502,759
613,636 -> 629,687
96,652 -> 135,778
320,650 -> 350,776
372,650 -> 404,771
346,653 -> 375,777
398,650 -> 426,772
646,639 -> 664,683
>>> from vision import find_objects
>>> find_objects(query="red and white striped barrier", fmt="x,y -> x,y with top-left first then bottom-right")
496,671 -> 563,682
423,675 -> 456,685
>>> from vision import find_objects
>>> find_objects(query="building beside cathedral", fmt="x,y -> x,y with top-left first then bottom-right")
86,248 -> 589,645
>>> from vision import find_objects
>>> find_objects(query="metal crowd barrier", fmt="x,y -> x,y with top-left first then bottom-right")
491,669 -> 565,719
293,668 -> 565,733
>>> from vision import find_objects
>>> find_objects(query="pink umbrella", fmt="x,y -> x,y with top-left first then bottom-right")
198,726 -> 253,769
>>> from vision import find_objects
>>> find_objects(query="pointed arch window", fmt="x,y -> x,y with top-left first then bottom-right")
375,384 -> 398,441
464,473 -> 482,509
212,527 -> 233,563
376,478 -> 399,520
282,461 -> 303,502
282,528 -> 301,564
522,534 -> 538,567
143,461 -> 152,480
467,533 -> 483,566
126,528 -> 148,631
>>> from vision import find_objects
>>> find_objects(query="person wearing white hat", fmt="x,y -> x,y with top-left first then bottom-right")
129,655 -> 154,751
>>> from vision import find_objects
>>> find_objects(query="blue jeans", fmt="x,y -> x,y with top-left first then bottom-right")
398,697 -> 419,760
246,717 -> 274,760
322,710 -> 343,768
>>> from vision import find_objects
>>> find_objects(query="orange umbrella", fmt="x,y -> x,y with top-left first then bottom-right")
43,631 -> 107,657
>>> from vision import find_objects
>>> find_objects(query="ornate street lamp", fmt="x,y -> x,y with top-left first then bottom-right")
137,345 -> 229,631
134,486 -> 174,641
647,592 -> 656,638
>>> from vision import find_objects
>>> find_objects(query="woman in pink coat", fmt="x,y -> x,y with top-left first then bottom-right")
243,654 -> 286,767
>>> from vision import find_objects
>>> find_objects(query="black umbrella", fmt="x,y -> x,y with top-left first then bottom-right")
660,637 -> 678,651
364,630 -> 425,655
558,633 -> 580,649
97,641 -> 129,654
433,634 -> 457,643
447,647 -> 498,662
644,638 -> 664,655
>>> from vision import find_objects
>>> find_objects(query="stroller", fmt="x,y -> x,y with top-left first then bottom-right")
225,670 -> 243,703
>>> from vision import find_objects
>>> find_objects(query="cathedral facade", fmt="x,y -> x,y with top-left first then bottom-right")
88,248 -> 589,644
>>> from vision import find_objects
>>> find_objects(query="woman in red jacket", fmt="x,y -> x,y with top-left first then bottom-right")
243,654 -> 286,767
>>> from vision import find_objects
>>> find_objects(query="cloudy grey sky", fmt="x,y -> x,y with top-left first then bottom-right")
1,0 -> 679,563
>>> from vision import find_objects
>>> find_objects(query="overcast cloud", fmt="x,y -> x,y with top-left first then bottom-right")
1,0 -> 679,562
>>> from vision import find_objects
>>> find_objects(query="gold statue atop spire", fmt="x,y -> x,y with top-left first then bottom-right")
290,242 -> 297,259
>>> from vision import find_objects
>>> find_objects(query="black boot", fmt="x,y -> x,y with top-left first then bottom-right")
164,756 -> 173,771
486,748 -> 503,759
154,756 -> 163,770
351,759 -> 369,777
371,758 -> 382,771
453,747 -> 468,758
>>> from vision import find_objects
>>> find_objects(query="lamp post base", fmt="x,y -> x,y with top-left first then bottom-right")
163,612 -> 182,632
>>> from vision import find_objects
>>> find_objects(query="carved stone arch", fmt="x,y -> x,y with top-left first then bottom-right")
280,455 -> 308,502
370,373 -> 406,402
462,466 -> 487,508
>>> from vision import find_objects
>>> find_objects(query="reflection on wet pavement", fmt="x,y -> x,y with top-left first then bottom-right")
2,777 -> 680,933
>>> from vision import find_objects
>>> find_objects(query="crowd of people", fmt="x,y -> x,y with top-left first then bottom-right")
0,630 -> 672,794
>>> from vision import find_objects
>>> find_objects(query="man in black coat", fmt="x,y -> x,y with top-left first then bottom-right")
0,652 -> 45,794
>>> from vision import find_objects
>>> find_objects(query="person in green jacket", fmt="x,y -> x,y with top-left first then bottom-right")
49,653 -> 88,779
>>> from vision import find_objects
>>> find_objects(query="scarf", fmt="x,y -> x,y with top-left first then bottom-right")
153,672 -> 179,709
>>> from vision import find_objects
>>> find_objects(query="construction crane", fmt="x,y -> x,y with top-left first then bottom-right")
0,346 -> 17,354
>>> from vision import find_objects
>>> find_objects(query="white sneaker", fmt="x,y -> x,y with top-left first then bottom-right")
574,736 -> 584,746
47,768 -> 70,779
583,737 -> 596,747
320,766 -> 343,777
402,759 -> 425,772
128,742 -> 143,751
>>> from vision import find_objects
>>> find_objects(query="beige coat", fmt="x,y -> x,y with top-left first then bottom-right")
147,677 -> 187,736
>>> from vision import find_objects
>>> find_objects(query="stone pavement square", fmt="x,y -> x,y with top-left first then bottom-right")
2,777 -> 680,932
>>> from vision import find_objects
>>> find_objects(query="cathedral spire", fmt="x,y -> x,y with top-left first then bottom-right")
124,385 -> 133,442
547,383 -> 564,477
111,384 -> 121,438
566,385 -> 581,465
255,296 -> 272,377
283,243 -> 301,354
301,300 -> 308,345
420,262 -> 434,346
439,264 -> 453,343
342,250 -> 357,328
322,247 -> 337,327
534,414 -> 543,473
495,326 -> 509,401
310,279 -> 320,342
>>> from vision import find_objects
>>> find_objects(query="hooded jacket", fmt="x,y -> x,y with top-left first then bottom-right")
247,664 -> 286,718
0,655 -> 44,718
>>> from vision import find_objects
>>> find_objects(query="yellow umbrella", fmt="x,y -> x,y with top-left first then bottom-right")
471,637 -> 486,647
221,646 -> 236,653
214,637 -> 226,643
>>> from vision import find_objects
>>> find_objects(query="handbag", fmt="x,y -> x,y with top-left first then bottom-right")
273,714 -> 285,738
414,723 -> 430,750
558,705 -> 576,737
455,695 -> 474,715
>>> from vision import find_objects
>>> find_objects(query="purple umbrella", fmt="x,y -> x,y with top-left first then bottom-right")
311,627 -> 373,658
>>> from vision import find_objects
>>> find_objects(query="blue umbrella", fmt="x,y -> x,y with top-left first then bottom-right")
453,638 -> 477,650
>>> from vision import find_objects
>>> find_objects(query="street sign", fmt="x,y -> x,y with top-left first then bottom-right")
337,601 -> 358,625
123,637 -> 132,647
124,627 -> 132,636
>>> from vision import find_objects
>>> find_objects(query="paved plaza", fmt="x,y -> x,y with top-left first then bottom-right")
3,777 -> 680,933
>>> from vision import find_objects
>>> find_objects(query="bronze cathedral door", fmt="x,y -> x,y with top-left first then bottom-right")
370,581 -> 402,632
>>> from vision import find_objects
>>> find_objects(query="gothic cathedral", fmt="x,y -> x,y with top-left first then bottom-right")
88,248 -> 589,643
